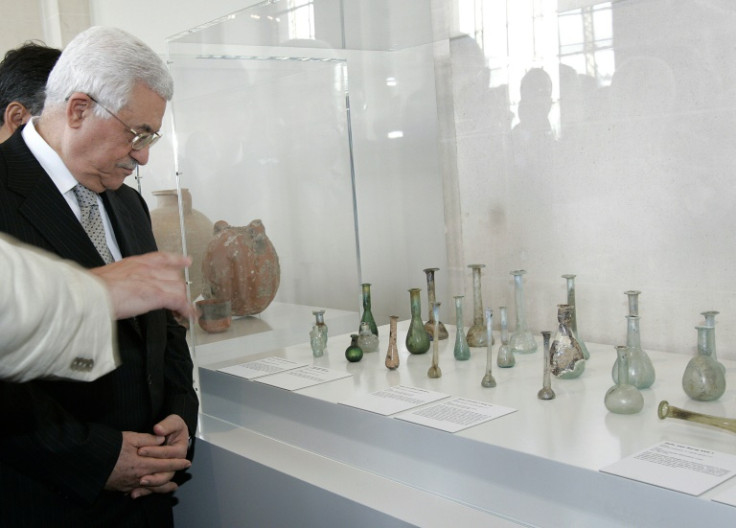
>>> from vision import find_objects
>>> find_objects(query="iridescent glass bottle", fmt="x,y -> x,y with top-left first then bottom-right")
562,274 -> 589,359
605,345 -> 644,414
453,295 -> 471,360
360,283 -> 378,336
496,306 -> 515,368
682,325 -> 726,401
537,330 -> 555,400
701,310 -> 726,374
549,304 -> 585,379
385,315 -> 400,369
466,264 -> 490,347
405,288 -> 430,354
509,270 -> 537,354
481,308 -> 496,387
612,315 -> 655,389
423,268 -> 448,341
428,303 -> 442,378
357,321 -> 379,353
309,309 -> 328,357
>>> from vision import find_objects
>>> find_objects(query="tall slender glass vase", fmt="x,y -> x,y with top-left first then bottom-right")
466,264 -> 490,347
562,274 -> 589,359
481,308 -> 496,387
309,309 -> 328,357
427,303 -> 442,378
509,270 -> 537,354
701,310 -> 726,374
360,283 -> 378,336
549,304 -> 585,379
453,296 -> 471,360
385,315 -> 400,369
496,306 -> 515,368
423,268 -> 448,340
612,315 -> 655,389
537,330 -> 555,400
682,325 -> 726,401
405,288 -> 430,354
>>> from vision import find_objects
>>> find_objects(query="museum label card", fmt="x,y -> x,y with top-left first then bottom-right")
218,356 -> 309,380
255,365 -> 352,390
396,397 -> 517,433
600,441 -> 736,496
340,385 -> 450,415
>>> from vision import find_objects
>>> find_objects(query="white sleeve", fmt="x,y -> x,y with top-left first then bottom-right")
0,234 -> 120,382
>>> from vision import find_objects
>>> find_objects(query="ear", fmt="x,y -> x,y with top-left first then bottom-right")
3,101 -> 30,134
66,92 -> 92,130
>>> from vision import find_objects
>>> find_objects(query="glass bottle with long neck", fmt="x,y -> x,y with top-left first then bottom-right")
605,345 -> 644,414
625,290 -> 641,316
385,315 -> 400,369
423,268 -> 448,340
405,288 -> 430,354
701,310 -> 725,374
682,325 -> 726,401
481,308 -> 496,387
509,270 -> 537,354
453,295 -> 471,360
466,264 -> 490,347
612,315 -> 655,389
562,274 -> 588,359
537,330 -> 555,400
427,303 -> 442,378
309,309 -> 328,357
496,306 -> 515,368
360,283 -> 378,336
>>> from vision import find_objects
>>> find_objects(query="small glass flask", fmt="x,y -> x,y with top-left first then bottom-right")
385,315 -> 400,369
481,308 -> 496,387
466,264 -> 490,347
360,283 -> 378,336
423,268 -> 448,340
453,295 -> 471,360
309,309 -> 328,357
427,303 -> 442,378
549,304 -> 585,379
605,345 -> 644,414
537,330 -> 555,400
701,311 -> 726,374
357,321 -> 379,353
562,274 -> 589,359
345,334 -> 363,363
682,325 -> 726,401
612,315 -> 655,389
496,306 -> 515,368
405,288 -> 430,354
509,270 -> 537,354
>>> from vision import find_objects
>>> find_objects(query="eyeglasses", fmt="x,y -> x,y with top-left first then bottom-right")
87,94 -> 161,151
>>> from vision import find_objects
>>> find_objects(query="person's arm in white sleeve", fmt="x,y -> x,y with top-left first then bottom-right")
0,234 -> 194,382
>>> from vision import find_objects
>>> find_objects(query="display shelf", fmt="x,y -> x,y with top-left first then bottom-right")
175,321 -> 736,526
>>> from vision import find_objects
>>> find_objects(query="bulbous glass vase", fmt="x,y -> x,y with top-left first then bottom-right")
605,346 -> 644,414
549,304 -> 585,379
682,325 -> 726,401
357,321 -> 379,353
405,288 -> 430,354
612,315 -> 655,389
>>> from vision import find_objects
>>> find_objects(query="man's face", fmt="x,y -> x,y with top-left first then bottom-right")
70,83 -> 166,193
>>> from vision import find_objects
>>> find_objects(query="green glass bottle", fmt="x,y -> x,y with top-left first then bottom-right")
345,334 -> 363,362
405,288 -> 430,354
360,283 -> 378,336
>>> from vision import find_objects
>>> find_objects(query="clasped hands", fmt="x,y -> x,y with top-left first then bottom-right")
105,414 -> 192,499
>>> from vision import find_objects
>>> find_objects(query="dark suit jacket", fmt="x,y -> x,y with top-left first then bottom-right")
0,129 -> 199,526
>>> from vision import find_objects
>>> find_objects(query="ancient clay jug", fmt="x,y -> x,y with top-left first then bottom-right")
150,189 -> 213,299
201,219 -> 280,316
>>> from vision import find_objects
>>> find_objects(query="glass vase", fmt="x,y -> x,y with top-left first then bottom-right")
509,270 -> 537,354
423,268 -> 448,341
481,308 -> 496,387
605,345 -> 644,414
345,333 -> 363,362
537,330 -> 555,400
357,321 -> 379,353
612,315 -> 655,389
682,325 -> 726,401
562,274 -> 589,359
309,309 -> 328,357
453,295 -> 471,360
427,303 -> 442,378
466,264 -> 490,347
701,310 -> 726,374
360,282 -> 378,336
405,288 -> 430,354
496,306 -> 515,368
549,304 -> 585,379
385,315 -> 400,369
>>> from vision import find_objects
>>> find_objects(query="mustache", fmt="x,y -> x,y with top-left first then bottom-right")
116,159 -> 138,171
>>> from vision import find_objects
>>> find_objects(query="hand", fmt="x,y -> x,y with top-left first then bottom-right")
90,252 -> 195,320
130,414 -> 192,499
105,430 -> 191,495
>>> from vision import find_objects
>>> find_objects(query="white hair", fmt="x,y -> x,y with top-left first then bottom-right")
44,26 -> 173,116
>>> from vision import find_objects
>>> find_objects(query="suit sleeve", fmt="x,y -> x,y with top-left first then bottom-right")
0,234 -> 120,382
